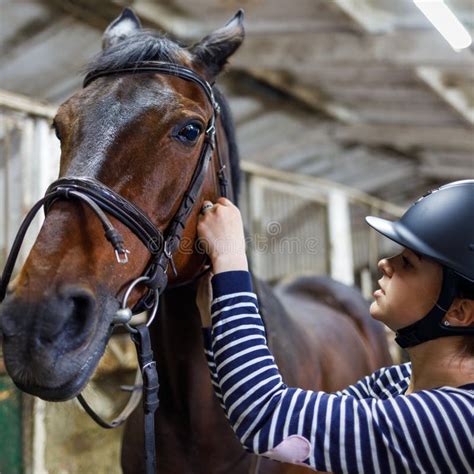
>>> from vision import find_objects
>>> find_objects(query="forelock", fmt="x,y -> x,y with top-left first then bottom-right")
85,31 -> 190,78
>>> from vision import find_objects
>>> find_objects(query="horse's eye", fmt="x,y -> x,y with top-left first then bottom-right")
176,123 -> 202,144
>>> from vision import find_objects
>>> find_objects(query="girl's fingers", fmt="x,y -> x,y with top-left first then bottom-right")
200,200 -> 217,216
217,197 -> 233,207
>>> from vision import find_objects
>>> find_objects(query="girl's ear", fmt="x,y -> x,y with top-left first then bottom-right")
102,8 -> 142,50
445,298 -> 474,327
189,10 -> 245,82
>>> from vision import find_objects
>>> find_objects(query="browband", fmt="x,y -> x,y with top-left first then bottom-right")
83,61 -> 219,111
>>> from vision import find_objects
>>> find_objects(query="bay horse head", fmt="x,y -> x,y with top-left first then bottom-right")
0,8 -> 244,402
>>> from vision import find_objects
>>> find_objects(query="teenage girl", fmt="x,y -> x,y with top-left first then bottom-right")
196,180 -> 473,473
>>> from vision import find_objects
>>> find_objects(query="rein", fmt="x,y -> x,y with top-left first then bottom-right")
0,61 -> 229,474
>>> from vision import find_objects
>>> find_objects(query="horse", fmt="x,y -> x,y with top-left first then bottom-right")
0,9 -> 391,474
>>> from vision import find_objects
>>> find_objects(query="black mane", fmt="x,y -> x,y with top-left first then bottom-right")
85,31 -> 240,201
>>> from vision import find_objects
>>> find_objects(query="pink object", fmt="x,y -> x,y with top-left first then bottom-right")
262,435 -> 312,464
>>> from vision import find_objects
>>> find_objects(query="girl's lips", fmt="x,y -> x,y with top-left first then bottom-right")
373,289 -> 384,298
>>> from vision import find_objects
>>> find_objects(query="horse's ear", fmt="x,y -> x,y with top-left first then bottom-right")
190,10 -> 245,81
102,8 -> 142,50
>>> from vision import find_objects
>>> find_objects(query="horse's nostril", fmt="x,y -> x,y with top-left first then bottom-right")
64,288 -> 96,339
39,287 -> 96,345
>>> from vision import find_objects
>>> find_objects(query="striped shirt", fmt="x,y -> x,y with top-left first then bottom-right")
202,271 -> 474,474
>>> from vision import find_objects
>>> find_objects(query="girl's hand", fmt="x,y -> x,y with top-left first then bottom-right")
197,197 -> 248,274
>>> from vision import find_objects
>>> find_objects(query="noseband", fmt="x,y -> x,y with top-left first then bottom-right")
0,61 -> 229,474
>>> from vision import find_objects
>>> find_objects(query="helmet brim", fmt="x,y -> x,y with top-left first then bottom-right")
365,215 -> 435,258
365,216 -> 408,249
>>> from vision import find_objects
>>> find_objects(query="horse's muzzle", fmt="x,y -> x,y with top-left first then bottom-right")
0,285 -> 115,400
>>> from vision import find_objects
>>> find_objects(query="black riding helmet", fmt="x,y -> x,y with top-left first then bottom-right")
366,179 -> 474,348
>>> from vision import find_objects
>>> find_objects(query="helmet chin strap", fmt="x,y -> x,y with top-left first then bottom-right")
395,267 -> 474,348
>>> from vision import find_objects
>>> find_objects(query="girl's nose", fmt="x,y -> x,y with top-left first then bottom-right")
378,257 -> 393,277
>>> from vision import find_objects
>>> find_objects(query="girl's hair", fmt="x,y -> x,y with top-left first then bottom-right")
456,276 -> 474,357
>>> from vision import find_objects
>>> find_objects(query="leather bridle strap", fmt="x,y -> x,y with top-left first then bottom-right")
83,61 -> 219,111
77,366 -> 143,428
132,325 -> 160,473
144,129 -> 216,291
46,177 -> 165,254
0,197 -> 48,301
0,175 -> 164,297
77,325 -> 159,474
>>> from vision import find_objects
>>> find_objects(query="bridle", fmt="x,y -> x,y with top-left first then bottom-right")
0,61 -> 230,474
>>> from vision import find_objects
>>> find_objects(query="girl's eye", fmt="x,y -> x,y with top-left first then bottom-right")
176,123 -> 202,144
402,256 -> 412,268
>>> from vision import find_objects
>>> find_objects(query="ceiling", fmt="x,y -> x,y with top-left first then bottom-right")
1,0 -> 473,205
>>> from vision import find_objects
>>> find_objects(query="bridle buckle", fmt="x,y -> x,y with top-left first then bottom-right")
115,247 -> 130,264
206,123 -> 216,137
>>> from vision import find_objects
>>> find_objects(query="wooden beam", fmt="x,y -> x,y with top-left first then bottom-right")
231,29 -> 474,70
0,9 -> 64,58
238,125 -> 337,170
422,150 -> 474,165
320,84 -> 435,104
0,89 -> 56,119
226,97 -> 265,125
246,68 -> 359,123
240,160 -> 405,216
420,150 -> 474,179
347,103 -> 462,126
292,64 -> 473,88
415,66 -> 474,125
334,124 -> 474,152
0,18 -> 100,100
43,0 -> 172,35
352,163 -> 416,194
420,164 -> 474,180
329,0 -> 394,33
236,113 -> 325,160
41,0 -> 115,30
128,0 -> 198,38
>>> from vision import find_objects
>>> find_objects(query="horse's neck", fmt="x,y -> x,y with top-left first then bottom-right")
150,283 -> 249,472
152,282 -> 210,409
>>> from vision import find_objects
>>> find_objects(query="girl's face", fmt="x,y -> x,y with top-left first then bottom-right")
370,248 -> 443,331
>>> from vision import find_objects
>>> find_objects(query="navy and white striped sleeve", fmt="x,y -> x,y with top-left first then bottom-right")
335,363 -> 411,400
202,328 -> 225,408
335,368 -> 386,399
207,270 -> 474,474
